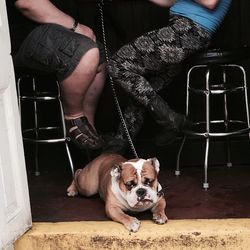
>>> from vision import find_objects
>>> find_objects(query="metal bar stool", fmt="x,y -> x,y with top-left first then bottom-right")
16,68 -> 76,176
175,47 -> 250,189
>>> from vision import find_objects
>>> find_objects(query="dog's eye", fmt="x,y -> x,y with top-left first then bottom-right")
144,178 -> 153,186
125,181 -> 136,190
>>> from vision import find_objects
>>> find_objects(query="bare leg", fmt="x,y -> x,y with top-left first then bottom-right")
82,62 -> 106,127
61,47 -> 100,121
60,47 -> 105,150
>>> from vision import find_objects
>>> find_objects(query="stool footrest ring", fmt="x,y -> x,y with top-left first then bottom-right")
23,127 -> 67,143
183,120 -> 250,137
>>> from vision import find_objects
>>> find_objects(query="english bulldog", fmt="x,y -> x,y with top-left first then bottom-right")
67,153 -> 167,232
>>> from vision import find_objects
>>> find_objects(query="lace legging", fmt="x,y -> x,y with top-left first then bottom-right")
108,15 -> 211,140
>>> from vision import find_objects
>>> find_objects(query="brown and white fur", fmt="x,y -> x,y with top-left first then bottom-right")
67,153 -> 167,232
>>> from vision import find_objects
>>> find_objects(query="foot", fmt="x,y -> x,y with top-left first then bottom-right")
152,213 -> 168,224
148,95 -> 193,132
125,217 -> 141,233
154,116 -> 193,146
154,127 -> 178,146
156,113 -> 192,130
65,116 -> 104,150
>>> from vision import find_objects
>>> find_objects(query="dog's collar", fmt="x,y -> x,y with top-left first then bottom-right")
157,183 -> 163,197
157,184 -> 168,197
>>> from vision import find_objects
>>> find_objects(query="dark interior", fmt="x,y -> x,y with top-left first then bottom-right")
26,138 -> 250,222
15,0 -> 250,222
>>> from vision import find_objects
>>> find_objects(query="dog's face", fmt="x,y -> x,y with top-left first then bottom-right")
111,157 -> 161,209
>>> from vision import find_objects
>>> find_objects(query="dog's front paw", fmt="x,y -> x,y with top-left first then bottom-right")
125,217 -> 141,232
153,213 -> 168,224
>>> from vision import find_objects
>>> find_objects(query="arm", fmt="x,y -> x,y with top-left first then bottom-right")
148,0 -> 176,7
15,0 -> 96,40
194,0 -> 220,10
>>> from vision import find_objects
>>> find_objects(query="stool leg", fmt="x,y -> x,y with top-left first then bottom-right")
16,77 -> 23,130
222,69 -> 232,167
239,65 -> 250,139
64,141 -> 75,178
16,77 -> 22,110
32,76 -> 40,176
203,137 -> 209,190
185,67 -> 192,118
223,92 -> 232,167
56,80 -> 76,176
17,75 -> 40,176
175,67 -> 192,177
203,69 -> 210,189
176,136 -> 186,176
34,143 -> 40,176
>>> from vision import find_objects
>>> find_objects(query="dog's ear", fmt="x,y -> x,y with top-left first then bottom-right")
110,164 -> 122,179
147,157 -> 160,173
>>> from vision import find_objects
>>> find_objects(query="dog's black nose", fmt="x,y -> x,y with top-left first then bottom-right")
136,188 -> 146,197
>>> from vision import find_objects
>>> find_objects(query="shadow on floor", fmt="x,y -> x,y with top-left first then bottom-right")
25,142 -> 250,222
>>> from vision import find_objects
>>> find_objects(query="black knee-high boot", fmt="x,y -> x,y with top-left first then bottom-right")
102,102 -> 146,154
148,95 -> 192,145
148,95 -> 186,130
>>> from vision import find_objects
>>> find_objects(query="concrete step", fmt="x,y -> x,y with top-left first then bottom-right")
14,219 -> 250,250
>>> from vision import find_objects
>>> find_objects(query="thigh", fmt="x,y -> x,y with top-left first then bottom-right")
111,15 -> 211,75
14,23 -> 104,81
109,29 -> 183,78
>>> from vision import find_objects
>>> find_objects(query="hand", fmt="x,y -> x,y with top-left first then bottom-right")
149,0 -> 176,7
75,23 -> 96,41
194,0 -> 219,10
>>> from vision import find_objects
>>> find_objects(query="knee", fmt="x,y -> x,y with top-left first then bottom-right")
97,62 -> 106,73
80,48 -> 100,73
107,58 -> 124,79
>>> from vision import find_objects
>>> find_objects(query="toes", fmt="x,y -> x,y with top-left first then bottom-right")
153,214 -> 168,224
126,217 -> 141,233
65,116 -> 104,150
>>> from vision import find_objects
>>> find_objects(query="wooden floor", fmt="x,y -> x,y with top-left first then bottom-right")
25,141 -> 250,222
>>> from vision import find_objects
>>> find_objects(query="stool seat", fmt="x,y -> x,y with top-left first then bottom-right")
15,67 -> 54,76
187,46 -> 250,65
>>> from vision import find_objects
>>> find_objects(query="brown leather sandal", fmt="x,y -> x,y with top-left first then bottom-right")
65,116 -> 104,150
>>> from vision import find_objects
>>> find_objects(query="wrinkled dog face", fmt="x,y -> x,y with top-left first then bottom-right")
112,158 -> 160,209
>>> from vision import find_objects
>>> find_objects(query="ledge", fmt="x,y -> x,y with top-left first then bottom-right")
14,219 -> 250,250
